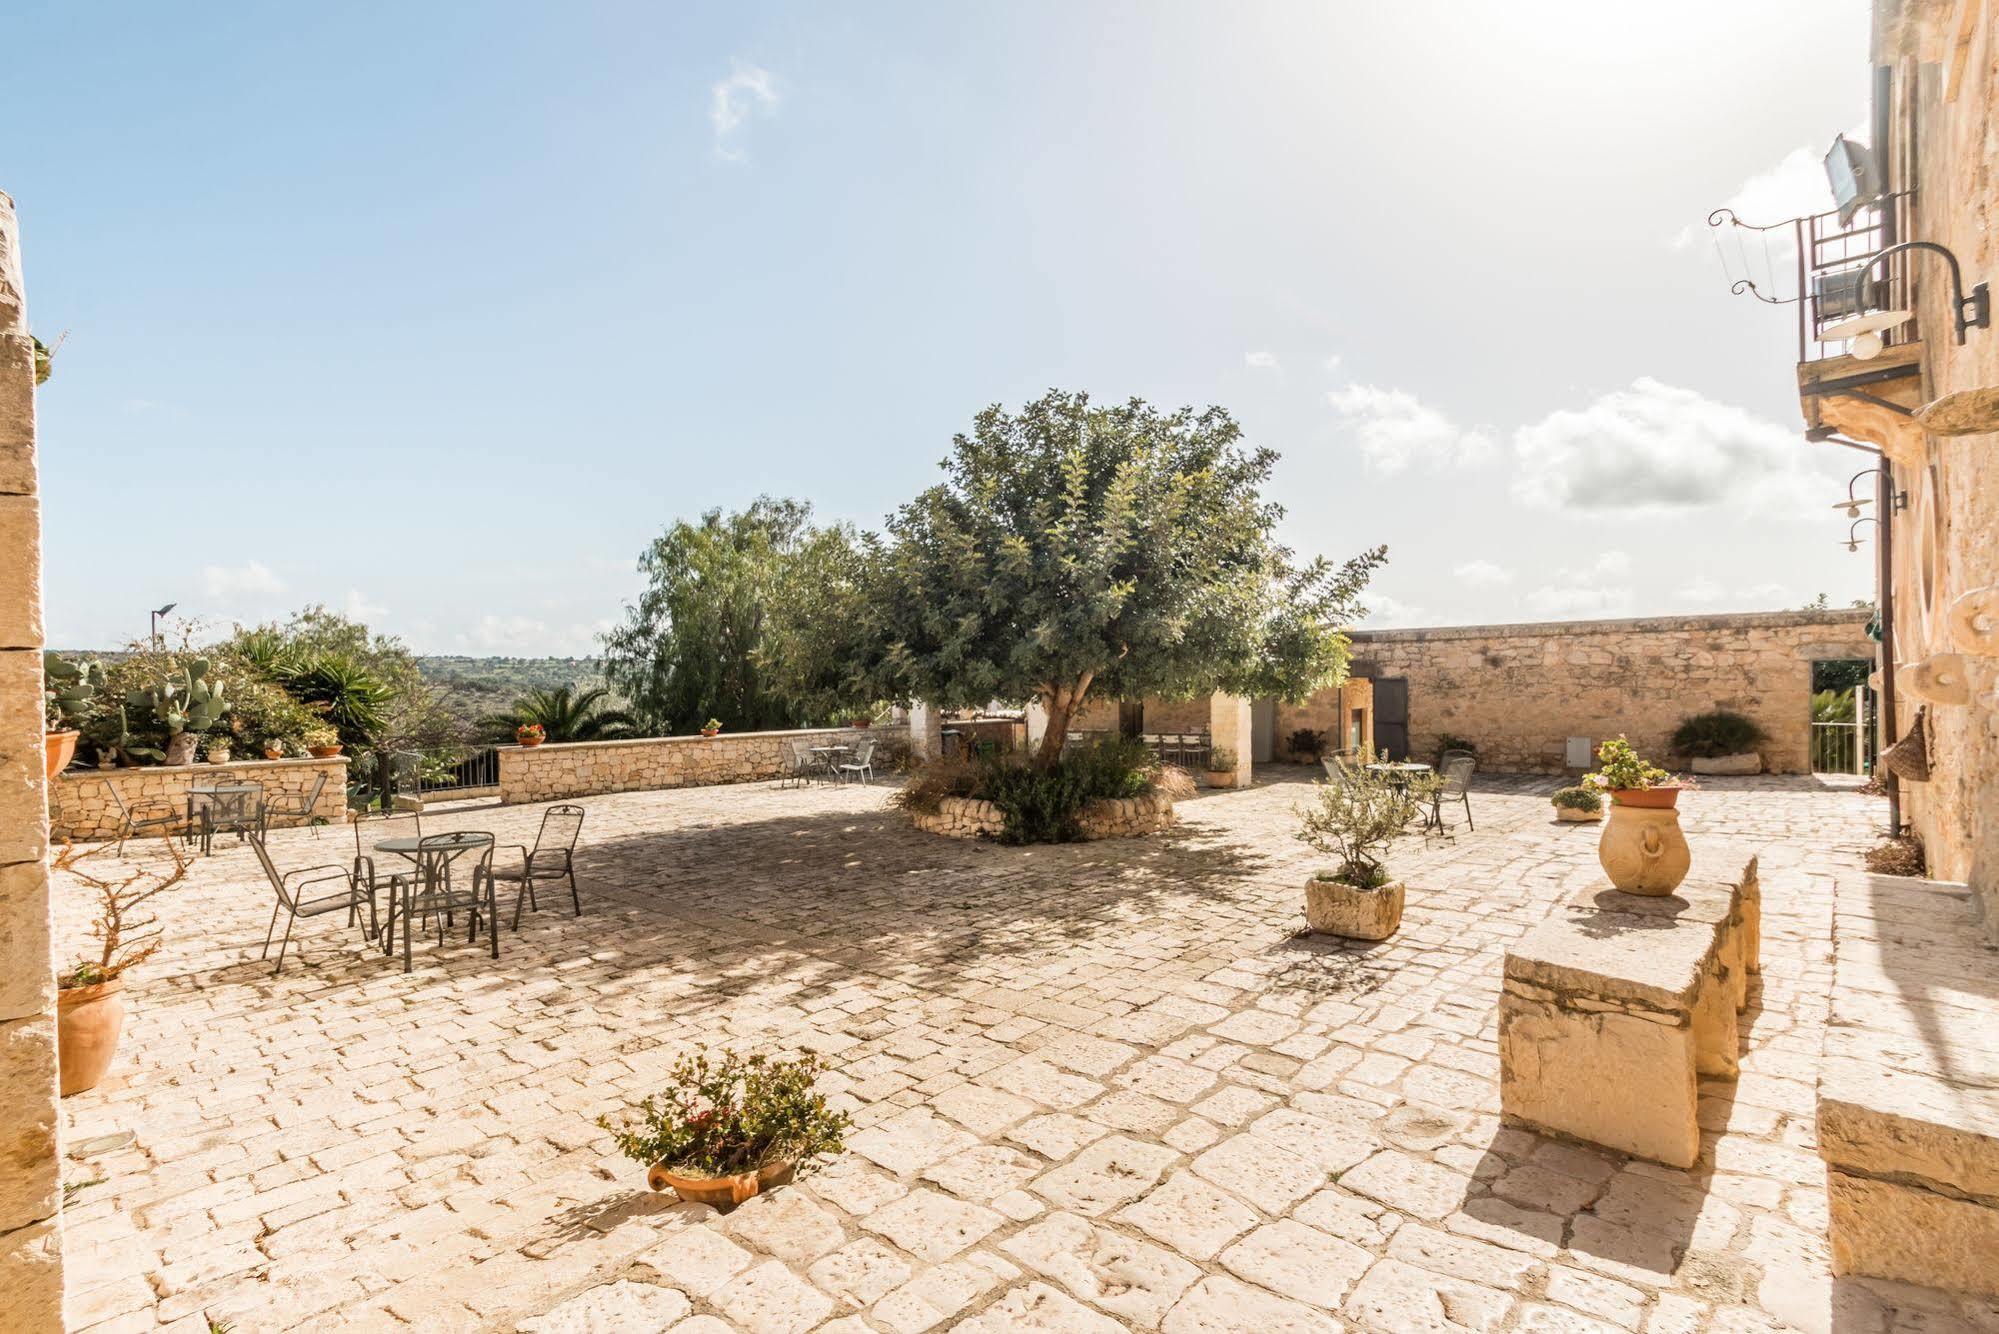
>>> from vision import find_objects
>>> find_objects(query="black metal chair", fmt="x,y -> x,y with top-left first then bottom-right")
106,781 -> 182,853
493,805 -> 585,928
1431,753 -> 1477,832
251,833 -> 369,975
264,771 -> 329,835
385,831 -> 499,961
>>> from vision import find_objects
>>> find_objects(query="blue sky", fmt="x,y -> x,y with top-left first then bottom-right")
18,1 -> 1875,653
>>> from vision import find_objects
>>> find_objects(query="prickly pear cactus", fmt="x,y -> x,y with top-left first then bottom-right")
42,652 -> 106,730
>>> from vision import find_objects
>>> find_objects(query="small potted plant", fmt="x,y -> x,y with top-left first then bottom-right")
42,653 -> 105,779
303,724 -> 342,758
701,718 -> 723,738
204,736 -> 233,765
1550,785 -> 1603,823
51,843 -> 183,1096
516,723 -> 546,748
599,1048 -> 851,1209
1670,710 -> 1767,776
1204,746 -> 1240,788
263,741 -> 287,761
1296,766 -> 1436,940
851,714 -> 873,729
1586,736 -> 1694,896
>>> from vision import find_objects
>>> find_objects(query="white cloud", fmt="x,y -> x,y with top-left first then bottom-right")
200,560 -> 283,599
1452,560 -> 1513,588
710,62 -> 779,160
1511,377 -> 1837,518
1244,349 -> 1280,371
1356,591 -> 1427,629
468,614 -> 549,652
1676,575 -> 1793,609
1676,143 -> 1834,250
1328,384 -> 1495,475
1524,551 -> 1633,620
342,589 -> 388,622
1323,353 -> 1343,371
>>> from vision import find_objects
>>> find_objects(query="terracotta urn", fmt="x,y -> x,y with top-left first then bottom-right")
646,1158 -> 795,1208
1599,792 -> 1691,896
44,730 -> 79,779
1205,770 -> 1238,789
56,977 -> 125,1096
1304,875 -> 1404,941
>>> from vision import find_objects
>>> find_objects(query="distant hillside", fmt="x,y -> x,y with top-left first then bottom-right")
416,656 -> 614,734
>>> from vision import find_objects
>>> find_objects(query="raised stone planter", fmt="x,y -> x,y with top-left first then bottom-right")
910,796 -> 1006,839
911,791 -> 1176,841
1690,752 -> 1762,775
1303,876 -> 1403,940
50,757 -> 350,843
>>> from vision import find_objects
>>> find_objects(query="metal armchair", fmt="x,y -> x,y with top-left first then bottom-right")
835,739 -> 877,785
264,771 -> 329,834
252,833 -> 369,975
1431,753 -> 1477,832
106,780 -> 182,853
492,804 -> 586,928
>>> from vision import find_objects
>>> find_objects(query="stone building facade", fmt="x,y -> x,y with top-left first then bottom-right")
498,726 -> 910,805
48,758 -> 350,843
1345,610 -> 1876,774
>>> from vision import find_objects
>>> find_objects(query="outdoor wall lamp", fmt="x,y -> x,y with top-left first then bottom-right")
150,601 -> 177,649
1830,241 -> 1991,358
1834,468 -> 1906,518
1842,517 -> 1880,552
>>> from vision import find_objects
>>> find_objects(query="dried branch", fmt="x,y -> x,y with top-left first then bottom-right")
51,837 -> 185,987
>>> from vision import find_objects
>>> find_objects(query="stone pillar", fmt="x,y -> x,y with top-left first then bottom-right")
909,702 -> 943,763
0,188 -> 65,1329
1209,693 -> 1253,786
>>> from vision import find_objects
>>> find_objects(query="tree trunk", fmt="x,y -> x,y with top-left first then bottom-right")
1036,689 -> 1073,768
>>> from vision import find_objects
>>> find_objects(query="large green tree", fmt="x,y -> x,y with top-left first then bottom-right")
603,498 -> 824,734
772,390 -> 1387,766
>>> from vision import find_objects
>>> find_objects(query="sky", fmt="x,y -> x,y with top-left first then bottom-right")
15,0 -> 1878,655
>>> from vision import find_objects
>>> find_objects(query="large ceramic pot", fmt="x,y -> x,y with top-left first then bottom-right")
44,730 -> 79,779
1304,875 -> 1404,941
1205,770 -> 1238,789
56,977 -> 126,1096
164,733 -> 200,767
1599,797 -> 1691,896
646,1158 -> 795,1208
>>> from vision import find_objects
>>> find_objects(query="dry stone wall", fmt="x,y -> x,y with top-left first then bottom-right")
1347,610 -> 1875,774
50,757 -> 350,842
499,727 -> 909,804
911,790 -> 1176,841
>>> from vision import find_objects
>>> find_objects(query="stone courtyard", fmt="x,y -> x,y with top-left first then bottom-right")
49,771 -> 1998,1333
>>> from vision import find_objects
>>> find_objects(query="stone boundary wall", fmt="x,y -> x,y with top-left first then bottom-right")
50,757 -> 351,842
911,791 -> 1176,841
498,726 -> 911,804
1347,609 -> 1875,774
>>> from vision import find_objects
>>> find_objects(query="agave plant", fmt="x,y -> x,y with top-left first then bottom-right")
483,685 -> 637,744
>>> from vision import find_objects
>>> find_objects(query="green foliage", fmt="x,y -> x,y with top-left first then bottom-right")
604,498 -> 827,735
767,391 -> 1387,767
1434,734 -> 1477,761
704,717 -> 724,733
1812,659 -> 1871,693
885,756 -> 980,815
1550,785 -> 1602,813
118,657 -> 227,760
1068,733 -> 1159,799
888,736 -> 1163,842
1287,728 -> 1328,761
481,685 -> 637,744
222,608 -> 459,754
220,676 -> 318,755
980,761 -> 1093,843
43,653 -> 106,731
1812,688 -> 1857,724
597,1048 -> 851,1179
1669,711 -> 1766,759
1587,736 -> 1674,791
1206,746 -> 1238,771
1296,765 -> 1435,888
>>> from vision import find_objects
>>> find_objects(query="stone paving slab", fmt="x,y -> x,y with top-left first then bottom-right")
46,770 -> 1999,1332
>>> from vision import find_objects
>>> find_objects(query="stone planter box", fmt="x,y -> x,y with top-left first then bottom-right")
1690,752 -> 1762,775
50,757 -> 350,843
912,791 -> 1176,841
1304,875 -> 1404,940
1554,806 -> 1602,823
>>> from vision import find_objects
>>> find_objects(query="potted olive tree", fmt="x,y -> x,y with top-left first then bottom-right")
1296,766 -> 1437,941
599,1048 -> 851,1209
1204,746 -> 1240,788
1587,736 -> 1695,896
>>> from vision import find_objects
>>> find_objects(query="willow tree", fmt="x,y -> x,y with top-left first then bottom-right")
777,390 -> 1385,767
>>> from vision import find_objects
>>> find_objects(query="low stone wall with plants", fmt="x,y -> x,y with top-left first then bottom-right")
50,757 -> 351,842
497,726 -> 910,804
913,791 -> 1175,841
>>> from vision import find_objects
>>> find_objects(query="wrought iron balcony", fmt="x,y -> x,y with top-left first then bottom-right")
1707,191 -> 1915,364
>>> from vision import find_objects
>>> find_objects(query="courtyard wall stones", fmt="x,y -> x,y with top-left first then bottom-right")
50,757 -> 350,842
912,791 -> 1177,841
1348,609 -> 1875,773
500,727 -> 910,804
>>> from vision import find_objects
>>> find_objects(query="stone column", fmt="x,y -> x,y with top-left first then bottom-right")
0,187 -> 65,1329
909,702 -> 943,763
1209,693 -> 1254,786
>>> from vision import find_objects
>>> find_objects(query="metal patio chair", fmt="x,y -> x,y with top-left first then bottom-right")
783,738 -> 825,788
252,832 -> 369,975
492,804 -> 586,928
383,831 -> 499,961
106,780 -> 182,853
836,738 -> 878,785
190,783 -> 264,856
264,771 -> 329,835
1430,753 -> 1477,832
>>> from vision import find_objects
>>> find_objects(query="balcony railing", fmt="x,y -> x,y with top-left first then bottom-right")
1707,191 -> 1914,363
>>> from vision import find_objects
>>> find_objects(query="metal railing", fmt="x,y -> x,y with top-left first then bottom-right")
1706,191 -> 1913,362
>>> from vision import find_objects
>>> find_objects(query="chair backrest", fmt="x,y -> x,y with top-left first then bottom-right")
250,834 -> 291,905
1439,748 -> 1474,769
851,738 -> 876,766
788,738 -> 814,768
298,770 -> 328,813
105,780 -> 131,820
533,805 -> 585,857
1439,754 -> 1476,796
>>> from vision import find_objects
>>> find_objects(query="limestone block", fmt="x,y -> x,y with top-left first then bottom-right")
0,1214 -> 63,1334
1303,876 -> 1403,941
0,1013 -> 60,1233
0,332 -> 35,489
0,492 -> 41,648
0,860 -> 53,1025
1690,752 -> 1762,776
1827,1170 -> 1999,1296
1500,988 -> 1700,1167
0,648 -> 48,867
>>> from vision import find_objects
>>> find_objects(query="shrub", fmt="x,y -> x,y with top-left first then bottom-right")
1296,766 -> 1437,889
1206,746 -> 1238,772
1435,734 -> 1477,762
1671,711 -> 1767,759
1069,734 -> 1159,800
886,755 -> 980,814
980,760 -> 1092,843
1550,785 -> 1601,813
1287,728 -> 1329,761
597,1048 -> 850,1180
893,736 -> 1167,842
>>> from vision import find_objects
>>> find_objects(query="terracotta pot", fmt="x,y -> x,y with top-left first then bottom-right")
308,745 -> 343,758
1303,875 -> 1404,941
164,733 -> 200,767
1554,806 -> 1602,823
1205,771 -> 1237,789
44,730 -> 79,779
518,737 -> 544,748
1598,803 -> 1691,896
1608,786 -> 1680,810
851,719 -> 872,730
56,977 -> 126,1096
646,1158 -> 795,1208
702,729 -> 720,738
264,748 -> 285,761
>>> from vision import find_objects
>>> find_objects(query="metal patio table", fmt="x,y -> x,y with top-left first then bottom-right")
374,832 -> 494,973
810,744 -> 854,782
186,783 -> 263,855
1368,762 -> 1439,827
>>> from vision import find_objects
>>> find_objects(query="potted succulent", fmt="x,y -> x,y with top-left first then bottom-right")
124,659 -> 227,767
1671,711 -> 1767,776
1586,737 -> 1694,895
701,718 -> 723,738
303,724 -> 343,758
599,1048 -> 851,1209
1295,765 -> 1437,940
204,736 -> 233,765
1550,785 -> 1603,823
51,843 -> 182,1096
516,723 -> 546,748
42,652 -> 105,779
1204,746 -> 1240,788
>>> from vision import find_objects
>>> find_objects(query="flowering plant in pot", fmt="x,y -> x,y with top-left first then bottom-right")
51,842 -> 184,1096
1583,737 -> 1694,808
1295,765 -> 1437,940
203,735 -> 233,764
515,723 -> 546,747
1585,737 -> 1695,895
701,718 -> 723,738
599,1048 -> 851,1208
302,724 -> 342,758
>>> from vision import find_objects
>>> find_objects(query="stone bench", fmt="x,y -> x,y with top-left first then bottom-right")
1818,873 -> 1999,1297
1499,855 -> 1760,1168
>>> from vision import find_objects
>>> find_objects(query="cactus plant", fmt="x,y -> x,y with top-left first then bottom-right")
43,653 -> 106,732
125,659 -> 228,765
